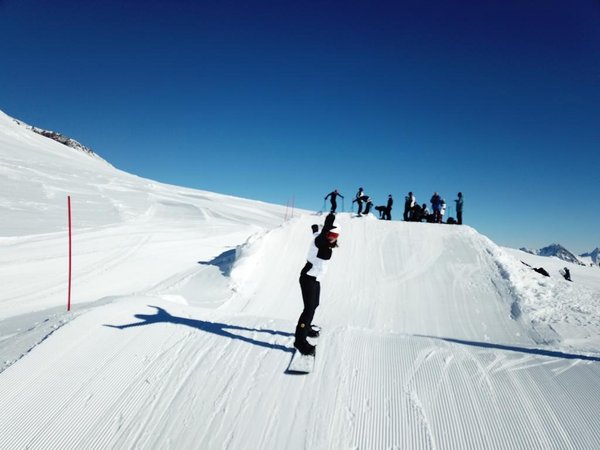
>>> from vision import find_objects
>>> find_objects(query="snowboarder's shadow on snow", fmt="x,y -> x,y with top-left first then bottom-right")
105,305 -> 294,354
417,334 -> 600,362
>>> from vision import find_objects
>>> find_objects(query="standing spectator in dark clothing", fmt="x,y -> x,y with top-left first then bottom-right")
404,192 -> 416,221
295,213 -> 339,355
383,194 -> 393,220
352,187 -> 365,216
325,189 -> 344,213
455,192 -> 464,225
365,197 -> 373,215
431,192 -> 442,223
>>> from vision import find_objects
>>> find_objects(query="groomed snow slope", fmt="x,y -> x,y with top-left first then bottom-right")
1,109 -> 600,449
1,214 -> 600,450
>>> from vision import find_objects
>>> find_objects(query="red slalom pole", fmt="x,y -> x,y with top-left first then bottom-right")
67,195 -> 72,312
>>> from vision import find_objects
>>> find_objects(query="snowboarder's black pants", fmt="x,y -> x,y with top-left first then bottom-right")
457,210 -> 463,225
296,273 -> 320,341
330,199 -> 337,213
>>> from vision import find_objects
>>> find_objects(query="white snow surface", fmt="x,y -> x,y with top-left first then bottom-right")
1,109 -> 600,449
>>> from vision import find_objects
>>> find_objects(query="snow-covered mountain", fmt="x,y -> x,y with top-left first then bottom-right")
12,116 -> 106,162
580,248 -> 600,266
2,109 -> 600,449
520,243 -> 584,265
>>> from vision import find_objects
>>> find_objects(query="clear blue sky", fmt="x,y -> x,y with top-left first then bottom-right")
1,0 -> 599,253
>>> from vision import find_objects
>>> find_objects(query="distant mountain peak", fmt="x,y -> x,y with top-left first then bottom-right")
580,248 -> 600,265
12,118 -> 105,162
525,243 -> 585,266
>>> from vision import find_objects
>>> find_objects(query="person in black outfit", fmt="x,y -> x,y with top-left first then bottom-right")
455,192 -> 464,225
404,192 -> 415,221
383,194 -> 393,220
324,189 -> 344,213
295,213 -> 339,355
352,187 -> 365,216
364,197 -> 373,215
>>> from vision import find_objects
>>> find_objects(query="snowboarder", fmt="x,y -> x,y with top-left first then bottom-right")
352,187 -> 365,216
455,192 -> 464,225
324,189 -> 344,213
294,213 -> 339,356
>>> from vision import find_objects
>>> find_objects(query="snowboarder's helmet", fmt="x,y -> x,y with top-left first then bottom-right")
327,225 -> 340,241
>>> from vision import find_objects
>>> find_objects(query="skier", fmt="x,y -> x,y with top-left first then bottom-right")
352,187 -> 365,216
455,192 -> 464,225
295,213 -> 340,356
384,194 -> 393,220
324,189 -> 344,213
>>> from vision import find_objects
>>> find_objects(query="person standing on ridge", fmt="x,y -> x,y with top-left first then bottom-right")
455,192 -> 464,225
430,192 -> 442,223
404,192 -> 416,221
324,189 -> 344,213
352,187 -> 365,216
440,198 -> 447,223
294,213 -> 340,356
384,194 -> 393,220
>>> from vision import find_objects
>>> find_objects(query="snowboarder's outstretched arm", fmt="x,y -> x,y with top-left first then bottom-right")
323,213 -> 335,231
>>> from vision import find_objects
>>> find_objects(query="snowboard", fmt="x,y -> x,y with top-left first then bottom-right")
287,348 -> 315,374
287,327 -> 320,374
